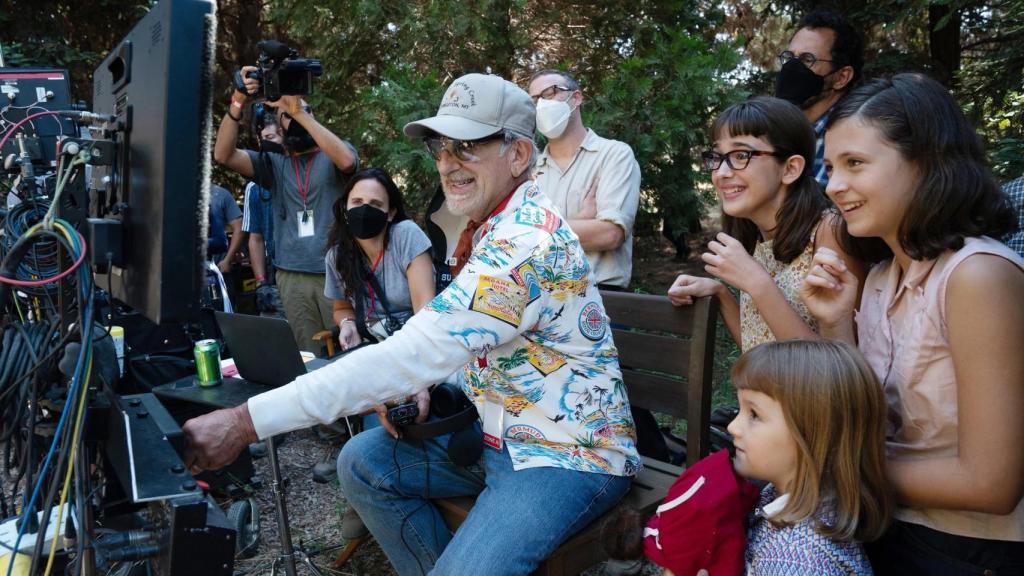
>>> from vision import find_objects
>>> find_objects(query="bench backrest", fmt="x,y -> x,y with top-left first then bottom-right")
599,291 -> 718,467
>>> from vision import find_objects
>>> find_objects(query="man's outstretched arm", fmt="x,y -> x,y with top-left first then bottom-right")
269,95 -> 358,174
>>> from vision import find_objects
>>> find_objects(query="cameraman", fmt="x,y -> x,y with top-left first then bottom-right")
214,65 -> 359,354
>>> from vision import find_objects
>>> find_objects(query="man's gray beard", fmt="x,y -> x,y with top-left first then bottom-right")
444,193 -> 482,219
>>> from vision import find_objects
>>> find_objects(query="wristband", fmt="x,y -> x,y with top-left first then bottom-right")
254,273 -> 265,282
226,108 -> 242,122
340,318 -> 355,327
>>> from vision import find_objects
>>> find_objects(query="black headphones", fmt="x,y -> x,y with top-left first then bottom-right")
399,383 -> 482,467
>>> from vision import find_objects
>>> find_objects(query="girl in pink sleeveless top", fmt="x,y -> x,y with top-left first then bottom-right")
801,73 -> 1024,574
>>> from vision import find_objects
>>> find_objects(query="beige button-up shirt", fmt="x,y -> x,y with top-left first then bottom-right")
534,129 -> 641,288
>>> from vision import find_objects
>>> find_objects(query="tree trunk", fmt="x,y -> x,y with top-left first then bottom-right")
929,3 -> 962,86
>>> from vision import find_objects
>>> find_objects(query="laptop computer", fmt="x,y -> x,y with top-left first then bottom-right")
214,311 -> 327,386
153,313 -> 341,410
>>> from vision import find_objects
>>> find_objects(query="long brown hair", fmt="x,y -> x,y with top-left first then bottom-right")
326,168 -> 409,300
712,96 -> 829,263
732,340 -> 892,542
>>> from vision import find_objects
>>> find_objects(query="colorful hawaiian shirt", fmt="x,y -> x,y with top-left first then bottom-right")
248,181 -> 641,477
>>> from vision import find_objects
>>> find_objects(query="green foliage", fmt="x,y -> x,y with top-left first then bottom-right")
587,25 -> 743,234
254,0 -> 739,223
956,0 -> 1024,179
349,69 -> 446,209
0,0 -> 151,101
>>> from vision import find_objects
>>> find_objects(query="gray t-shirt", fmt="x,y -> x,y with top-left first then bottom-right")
324,220 -> 432,324
246,146 -> 359,273
208,184 -> 242,253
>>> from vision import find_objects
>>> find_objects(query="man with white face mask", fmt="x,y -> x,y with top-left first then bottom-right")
528,69 -> 641,290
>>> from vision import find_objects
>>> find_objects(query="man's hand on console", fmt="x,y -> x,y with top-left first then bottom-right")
183,404 -> 259,472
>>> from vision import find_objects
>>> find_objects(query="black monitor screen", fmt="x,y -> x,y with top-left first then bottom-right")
91,0 -> 215,324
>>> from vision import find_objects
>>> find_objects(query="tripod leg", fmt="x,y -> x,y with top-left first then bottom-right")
298,551 -> 327,576
268,436 -> 298,576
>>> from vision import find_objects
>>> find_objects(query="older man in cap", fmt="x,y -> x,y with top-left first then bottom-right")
184,73 -> 640,575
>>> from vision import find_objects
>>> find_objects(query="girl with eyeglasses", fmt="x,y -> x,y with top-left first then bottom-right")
667,96 -> 866,352
801,73 -> 1024,574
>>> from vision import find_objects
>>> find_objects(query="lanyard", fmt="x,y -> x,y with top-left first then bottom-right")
365,250 -> 384,315
291,151 -> 317,209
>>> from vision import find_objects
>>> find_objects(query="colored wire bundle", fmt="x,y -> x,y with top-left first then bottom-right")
0,110 -> 107,576
0,200 -> 69,299
0,218 -> 93,576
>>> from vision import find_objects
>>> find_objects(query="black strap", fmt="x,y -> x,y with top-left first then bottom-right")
352,250 -> 400,342
400,403 -> 479,440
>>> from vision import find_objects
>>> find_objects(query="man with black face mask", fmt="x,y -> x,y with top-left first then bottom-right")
214,65 -> 359,354
775,10 -> 863,187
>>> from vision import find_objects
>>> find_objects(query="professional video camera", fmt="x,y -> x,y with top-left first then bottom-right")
236,40 -> 322,102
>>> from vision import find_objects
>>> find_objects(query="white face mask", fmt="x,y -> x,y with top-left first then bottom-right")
535,96 -> 575,139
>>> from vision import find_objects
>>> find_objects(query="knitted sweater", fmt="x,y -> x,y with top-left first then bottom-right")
746,485 -> 872,575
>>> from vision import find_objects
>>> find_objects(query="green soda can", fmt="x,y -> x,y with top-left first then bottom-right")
194,339 -> 222,387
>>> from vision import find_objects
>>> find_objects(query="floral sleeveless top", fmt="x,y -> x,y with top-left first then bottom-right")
739,227 -> 819,352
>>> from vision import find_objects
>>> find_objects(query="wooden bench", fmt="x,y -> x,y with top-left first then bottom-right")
435,291 -> 719,575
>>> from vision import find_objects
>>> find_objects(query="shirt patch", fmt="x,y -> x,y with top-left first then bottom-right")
578,301 -> 608,341
516,204 -> 561,234
505,393 -> 538,416
506,424 -> 545,441
526,341 -> 567,376
470,275 -> 528,327
510,260 -> 542,302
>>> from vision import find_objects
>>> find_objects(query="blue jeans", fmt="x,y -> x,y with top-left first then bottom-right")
336,425 -> 631,575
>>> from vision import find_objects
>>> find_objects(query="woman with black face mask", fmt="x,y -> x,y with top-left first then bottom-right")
324,168 -> 435,351
324,168 -> 436,539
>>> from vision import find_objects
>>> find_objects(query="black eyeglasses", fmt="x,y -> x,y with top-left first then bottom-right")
530,85 -> 572,104
423,133 -> 506,162
778,50 -> 834,69
701,149 -> 780,171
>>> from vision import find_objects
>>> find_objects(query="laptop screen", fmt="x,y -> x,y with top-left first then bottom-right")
214,312 -> 308,387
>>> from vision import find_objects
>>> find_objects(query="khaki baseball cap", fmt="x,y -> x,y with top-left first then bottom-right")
404,73 -> 535,141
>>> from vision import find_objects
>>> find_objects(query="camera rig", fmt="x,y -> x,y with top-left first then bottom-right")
235,40 -> 322,102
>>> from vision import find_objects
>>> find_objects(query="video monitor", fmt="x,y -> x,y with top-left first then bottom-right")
90,0 -> 216,324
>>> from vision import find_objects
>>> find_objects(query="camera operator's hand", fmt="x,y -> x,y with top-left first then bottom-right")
265,95 -> 306,118
235,65 -> 260,99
